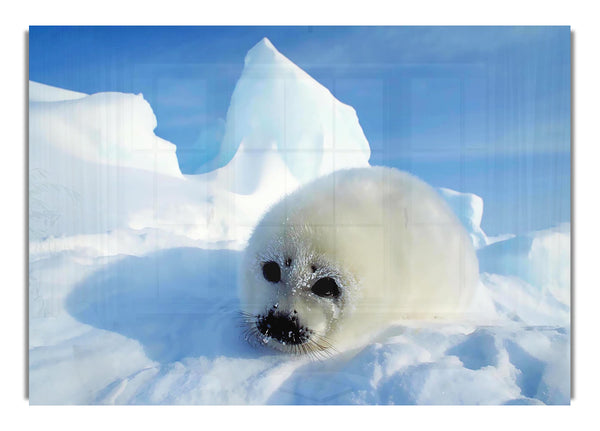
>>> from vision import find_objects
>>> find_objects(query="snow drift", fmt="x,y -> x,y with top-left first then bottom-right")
30,89 -> 182,178
28,38 -> 570,405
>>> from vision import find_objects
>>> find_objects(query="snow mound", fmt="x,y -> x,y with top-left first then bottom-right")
478,223 -> 570,311
29,81 -> 88,102
210,38 -> 371,193
30,247 -> 569,405
30,85 -> 182,178
438,187 -> 488,249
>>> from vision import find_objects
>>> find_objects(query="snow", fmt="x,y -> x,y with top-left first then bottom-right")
478,223 -> 571,311
207,37 -> 371,185
29,39 -> 370,248
30,89 -> 182,178
29,38 -> 569,405
438,187 -> 488,249
29,81 -> 88,102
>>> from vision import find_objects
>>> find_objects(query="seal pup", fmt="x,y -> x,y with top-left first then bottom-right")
240,167 -> 479,355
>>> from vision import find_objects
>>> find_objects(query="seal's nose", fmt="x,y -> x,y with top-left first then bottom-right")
257,309 -> 308,345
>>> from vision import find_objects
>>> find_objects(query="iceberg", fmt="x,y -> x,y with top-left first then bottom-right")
209,37 -> 371,192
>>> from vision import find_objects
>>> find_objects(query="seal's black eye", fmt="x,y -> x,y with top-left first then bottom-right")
262,261 -> 281,283
311,277 -> 340,298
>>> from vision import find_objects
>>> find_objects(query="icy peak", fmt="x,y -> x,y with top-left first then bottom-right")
244,37 -> 280,65
258,37 -> 276,50
213,38 -> 371,194
242,37 -> 320,88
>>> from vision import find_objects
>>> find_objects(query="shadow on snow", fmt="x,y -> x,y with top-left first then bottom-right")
66,247 -> 260,363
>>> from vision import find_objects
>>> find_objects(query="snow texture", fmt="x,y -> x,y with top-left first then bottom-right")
28,38 -> 570,405
438,187 -> 488,249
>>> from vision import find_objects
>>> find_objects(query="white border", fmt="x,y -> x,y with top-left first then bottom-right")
3,1 -> 599,429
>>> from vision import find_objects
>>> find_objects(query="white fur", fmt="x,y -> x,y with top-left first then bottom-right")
240,167 -> 479,352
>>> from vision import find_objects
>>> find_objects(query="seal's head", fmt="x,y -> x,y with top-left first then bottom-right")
240,223 -> 356,355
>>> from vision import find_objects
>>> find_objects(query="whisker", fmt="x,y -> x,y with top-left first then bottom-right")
237,308 -> 339,361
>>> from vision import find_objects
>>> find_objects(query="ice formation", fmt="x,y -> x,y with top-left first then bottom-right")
438,187 -> 488,249
209,37 -> 370,189
29,38 -> 371,248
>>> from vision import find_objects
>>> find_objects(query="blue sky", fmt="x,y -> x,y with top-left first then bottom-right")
29,26 -> 570,235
